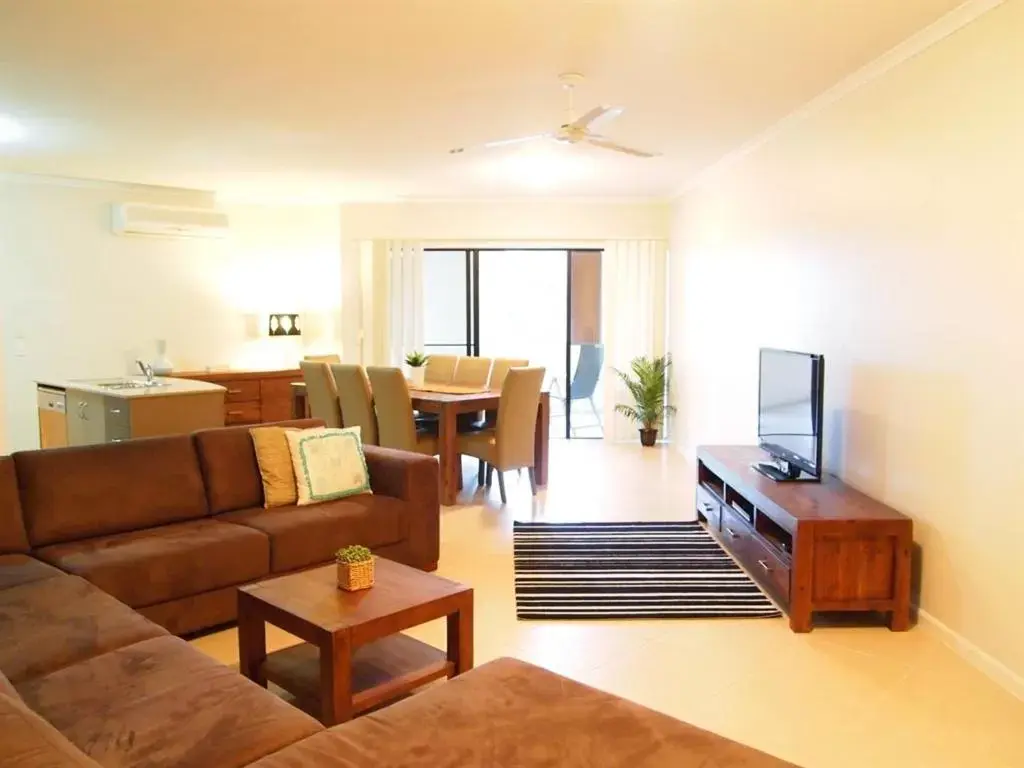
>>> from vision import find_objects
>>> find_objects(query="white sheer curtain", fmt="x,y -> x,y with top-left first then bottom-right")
601,239 -> 669,442
359,240 -> 425,366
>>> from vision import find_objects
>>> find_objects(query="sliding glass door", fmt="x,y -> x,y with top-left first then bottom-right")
422,248 -> 604,439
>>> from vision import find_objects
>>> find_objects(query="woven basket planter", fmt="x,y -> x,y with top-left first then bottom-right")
336,558 -> 375,591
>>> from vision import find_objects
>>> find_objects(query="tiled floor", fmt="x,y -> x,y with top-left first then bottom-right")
193,440 -> 1024,767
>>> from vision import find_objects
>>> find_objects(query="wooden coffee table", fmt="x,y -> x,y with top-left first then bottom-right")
237,558 -> 473,725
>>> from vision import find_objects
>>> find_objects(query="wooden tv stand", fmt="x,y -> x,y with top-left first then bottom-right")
695,446 -> 913,633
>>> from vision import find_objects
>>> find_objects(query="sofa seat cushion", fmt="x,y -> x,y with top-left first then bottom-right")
0,575 -> 166,684
18,635 -> 322,768
249,658 -> 796,768
219,495 -> 404,573
36,519 -> 270,609
0,554 -> 65,591
0,690 -> 103,768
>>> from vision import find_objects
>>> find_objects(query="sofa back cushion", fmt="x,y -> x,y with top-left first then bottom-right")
193,419 -> 323,515
14,437 -> 208,547
0,685 -> 102,767
0,458 -> 29,554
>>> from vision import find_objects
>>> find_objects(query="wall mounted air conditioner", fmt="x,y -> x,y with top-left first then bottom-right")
111,203 -> 230,239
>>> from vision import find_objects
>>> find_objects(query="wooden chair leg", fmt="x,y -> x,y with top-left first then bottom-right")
496,471 -> 507,504
527,467 -> 537,495
486,464 -> 494,486
456,454 -> 463,490
477,460 -> 485,485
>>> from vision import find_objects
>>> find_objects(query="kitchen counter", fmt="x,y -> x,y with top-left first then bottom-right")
37,376 -> 226,399
37,376 -> 227,447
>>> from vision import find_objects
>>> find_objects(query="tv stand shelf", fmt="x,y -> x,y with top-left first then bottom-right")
696,446 -> 913,633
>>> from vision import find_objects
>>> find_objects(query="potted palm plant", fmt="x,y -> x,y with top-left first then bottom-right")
614,354 -> 676,447
404,351 -> 429,387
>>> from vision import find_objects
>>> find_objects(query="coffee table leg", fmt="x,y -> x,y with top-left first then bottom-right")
320,632 -> 353,725
446,597 -> 474,675
237,595 -> 267,687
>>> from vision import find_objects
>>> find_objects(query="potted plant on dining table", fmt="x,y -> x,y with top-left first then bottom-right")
405,351 -> 429,388
614,354 -> 676,447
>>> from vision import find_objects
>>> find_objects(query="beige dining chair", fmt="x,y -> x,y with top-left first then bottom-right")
457,367 -> 545,504
304,354 -> 342,364
424,354 -> 458,384
299,361 -> 342,428
330,363 -> 378,445
489,358 -> 530,391
452,357 -> 493,387
366,367 -> 438,456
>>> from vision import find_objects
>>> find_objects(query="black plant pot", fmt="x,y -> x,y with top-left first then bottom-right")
639,428 -> 658,447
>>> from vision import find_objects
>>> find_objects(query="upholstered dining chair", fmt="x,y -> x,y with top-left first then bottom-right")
489,358 -> 530,391
303,354 -> 342,364
424,354 -> 458,384
457,367 -> 545,504
299,361 -> 342,428
330,363 -> 378,445
452,357 -> 493,388
366,367 -> 438,456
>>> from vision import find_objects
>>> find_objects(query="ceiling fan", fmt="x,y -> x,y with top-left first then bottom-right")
449,72 -> 660,158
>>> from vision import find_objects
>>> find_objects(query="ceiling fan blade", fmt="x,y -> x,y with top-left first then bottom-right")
586,137 -> 660,158
449,133 -> 552,154
484,132 -> 553,148
570,106 -> 623,130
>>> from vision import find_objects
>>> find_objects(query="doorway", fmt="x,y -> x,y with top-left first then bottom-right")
422,248 -> 604,439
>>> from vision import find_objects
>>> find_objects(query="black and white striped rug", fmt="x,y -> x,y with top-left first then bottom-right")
513,521 -> 782,620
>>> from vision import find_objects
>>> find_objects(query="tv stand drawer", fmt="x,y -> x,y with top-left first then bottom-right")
696,485 -> 722,531
721,507 -> 791,605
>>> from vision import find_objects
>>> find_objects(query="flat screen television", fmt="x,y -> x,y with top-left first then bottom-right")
756,348 -> 825,481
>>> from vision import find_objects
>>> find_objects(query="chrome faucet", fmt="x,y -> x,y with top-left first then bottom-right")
135,359 -> 155,386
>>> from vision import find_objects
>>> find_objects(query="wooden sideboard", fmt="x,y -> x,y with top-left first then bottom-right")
172,368 -> 302,426
696,445 -> 913,633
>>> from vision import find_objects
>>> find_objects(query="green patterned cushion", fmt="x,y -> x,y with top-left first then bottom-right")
285,427 -> 372,506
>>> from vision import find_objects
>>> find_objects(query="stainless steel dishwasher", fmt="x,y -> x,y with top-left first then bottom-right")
37,386 -> 68,449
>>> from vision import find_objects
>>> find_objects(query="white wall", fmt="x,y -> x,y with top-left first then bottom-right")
669,1 -> 1024,686
0,176 -> 341,451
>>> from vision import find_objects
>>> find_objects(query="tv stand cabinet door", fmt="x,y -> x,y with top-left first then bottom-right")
805,522 -> 911,617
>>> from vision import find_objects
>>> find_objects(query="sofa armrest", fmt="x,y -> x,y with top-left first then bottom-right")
362,446 -> 439,570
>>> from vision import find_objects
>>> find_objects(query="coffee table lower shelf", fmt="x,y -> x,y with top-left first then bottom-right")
262,632 -> 453,718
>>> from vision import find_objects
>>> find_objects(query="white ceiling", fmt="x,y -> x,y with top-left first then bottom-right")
0,0 -> 964,202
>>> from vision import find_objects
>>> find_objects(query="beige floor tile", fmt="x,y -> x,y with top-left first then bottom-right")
192,440 -> 1024,767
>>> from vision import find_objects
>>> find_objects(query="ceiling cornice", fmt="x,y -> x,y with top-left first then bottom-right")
673,0 -> 1005,198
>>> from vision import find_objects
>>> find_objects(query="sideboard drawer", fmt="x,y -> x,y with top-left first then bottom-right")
225,401 -> 262,425
223,380 -> 261,403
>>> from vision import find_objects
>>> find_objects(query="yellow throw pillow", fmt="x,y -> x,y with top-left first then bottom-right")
285,426 -> 372,506
250,426 -> 299,508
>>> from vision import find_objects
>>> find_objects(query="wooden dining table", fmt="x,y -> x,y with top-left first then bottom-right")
290,382 -> 549,506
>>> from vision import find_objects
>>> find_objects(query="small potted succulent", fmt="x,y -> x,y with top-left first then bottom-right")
404,351 -> 429,388
614,354 -> 676,447
335,545 -> 375,591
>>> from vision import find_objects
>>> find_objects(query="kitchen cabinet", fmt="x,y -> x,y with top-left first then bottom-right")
171,369 -> 303,425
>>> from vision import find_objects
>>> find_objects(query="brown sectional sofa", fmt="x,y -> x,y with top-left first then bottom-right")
0,420 -> 440,635
0,559 -> 795,768
0,426 -> 795,768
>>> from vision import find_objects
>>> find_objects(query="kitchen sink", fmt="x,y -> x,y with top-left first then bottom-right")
95,379 -> 171,390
